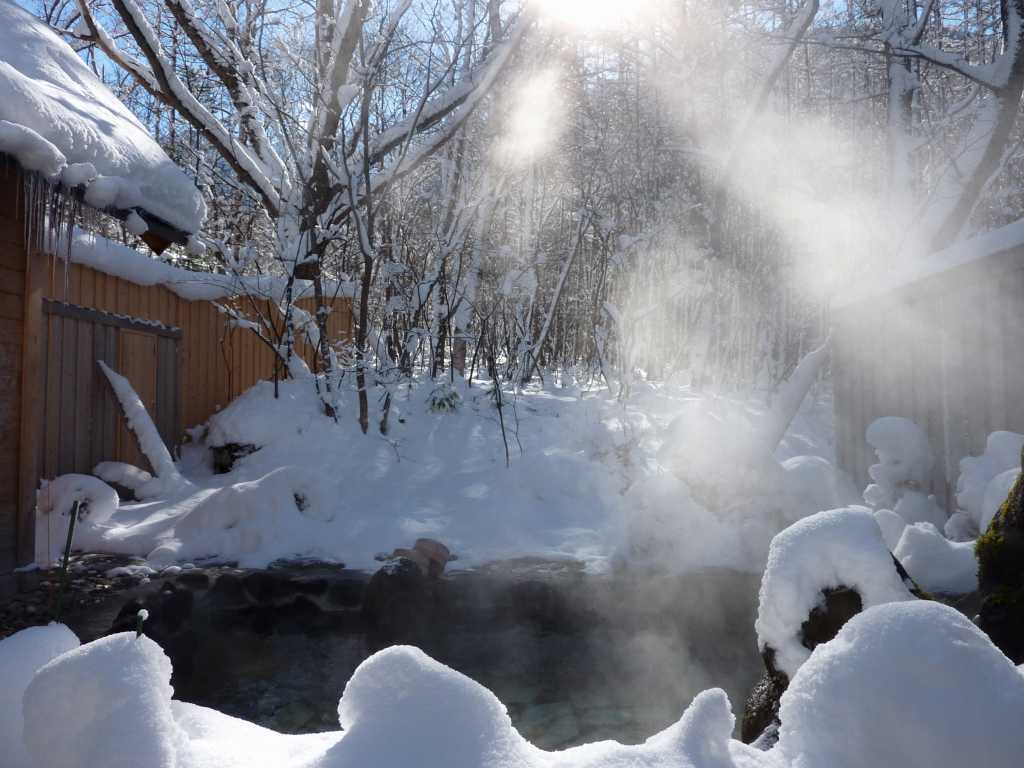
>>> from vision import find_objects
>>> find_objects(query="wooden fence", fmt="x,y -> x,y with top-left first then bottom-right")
0,165 -> 27,582
833,246 -> 1024,508
38,254 -> 353,433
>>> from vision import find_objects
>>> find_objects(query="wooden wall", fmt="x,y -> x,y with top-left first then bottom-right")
38,255 -> 353,433
833,247 -> 1024,508
0,161 -> 27,588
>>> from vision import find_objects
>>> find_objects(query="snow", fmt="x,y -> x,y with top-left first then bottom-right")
0,623 -> 79,768
836,215 -> 1024,308
98,361 -> 190,499
94,461 -> 154,491
5,601 -> 1023,767
52,227 -> 356,303
70,378 -> 850,574
956,431 -> 1024,535
0,120 -> 64,177
980,467 -> 1019,531
774,601 -> 1024,768
862,417 -> 946,529
22,632 -> 185,768
892,522 -> 978,595
35,474 -> 119,565
4,628 -> 772,768
754,507 -> 915,679
0,0 -> 204,233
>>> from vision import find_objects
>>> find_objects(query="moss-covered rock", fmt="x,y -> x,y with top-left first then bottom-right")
976,446 -> 1024,663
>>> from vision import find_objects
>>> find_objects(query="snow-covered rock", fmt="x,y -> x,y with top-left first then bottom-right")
0,0 -> 204,233
35,473 -> 119,565
980,467 -> 1019,533
23,633 -> 185,768
892,522 -> 978,595
755,507 -> 915,678
862,417 -> 947,529
873,508 -> 906,550
0,624 -> 79,768
775,601 -> 1024,768
956,431 -> 1024,534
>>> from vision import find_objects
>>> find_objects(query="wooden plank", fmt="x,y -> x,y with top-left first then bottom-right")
1003,267 -> 1024,434
73,320 -> 94,473
0,292 -> 23,320
42,315 -> 61,479
941,279 -> 971,492
116,329 -> 159,472
91,320 -> 108,467
43,300 -> 182,338
103,326 -> 118,462
57,315 -> 77,475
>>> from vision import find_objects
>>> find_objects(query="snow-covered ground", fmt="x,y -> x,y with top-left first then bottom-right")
46,376 -> 854,575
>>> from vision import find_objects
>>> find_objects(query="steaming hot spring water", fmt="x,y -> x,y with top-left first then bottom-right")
68,558 -> 762,748
32,379 -> 836,746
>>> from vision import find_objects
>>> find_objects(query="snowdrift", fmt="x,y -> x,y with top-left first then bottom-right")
67,378 -> 854,574
3,598 -> 1023,768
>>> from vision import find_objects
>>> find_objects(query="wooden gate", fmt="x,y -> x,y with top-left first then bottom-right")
39,300 -> 181,479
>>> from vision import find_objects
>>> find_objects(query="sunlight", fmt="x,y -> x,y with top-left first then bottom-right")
532,0 -> 651,33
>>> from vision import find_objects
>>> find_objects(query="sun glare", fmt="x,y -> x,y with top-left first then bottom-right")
532,0 -> 650,33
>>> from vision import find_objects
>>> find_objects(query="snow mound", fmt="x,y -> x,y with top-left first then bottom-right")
0,623 -> 79,768
35,474 -> 119,565
333,645 -> 538,766
873,508 -> 906,550
775,601 -> 1024,768
980,467 -> 1019,532
205,380 -> 322,448
145,466 -> 336,568
94,461 -> 154,491
36,473 -> 118,523
22,632 -> 185,768
0,0 -> 204,233
862,417 -> 945,529
3,626 -> 773,768
755,507 -> 915,678
865,417 -> 932,490
892,522 -> 978,595
956,431 -> 1024,533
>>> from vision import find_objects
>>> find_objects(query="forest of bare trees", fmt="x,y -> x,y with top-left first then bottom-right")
31,0 -> 1024,426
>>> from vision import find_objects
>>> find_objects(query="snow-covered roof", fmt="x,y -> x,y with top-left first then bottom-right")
58,228 -> 356,303
0,0 -> 205,234
836,217 -> 1024,308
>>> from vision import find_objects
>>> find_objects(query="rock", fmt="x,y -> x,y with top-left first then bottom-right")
243,571 -> 297,603
207,573 -> 248,607
741,648 -> 788,746
744,584 -> 864,746
362,558 -> 432,646
210,443 -> 259,474
800,586 -> 863,651
178,571 -> 210,589
327,578 -> 366,608
976,446 -> 1024,663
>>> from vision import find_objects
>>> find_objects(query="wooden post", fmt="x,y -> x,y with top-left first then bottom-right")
17,185 -> 45,568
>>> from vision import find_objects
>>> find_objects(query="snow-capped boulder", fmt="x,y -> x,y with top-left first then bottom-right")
892,522 -> 977,595
0,624 -> 79,768
775,601 -> 1024,768
22,633 -> 186,768
755,507 -> 916,680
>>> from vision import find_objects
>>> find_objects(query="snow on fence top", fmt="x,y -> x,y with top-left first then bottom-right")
836,216 -> 1024,308
53,227 -> 357,302
0,0 -> 205,234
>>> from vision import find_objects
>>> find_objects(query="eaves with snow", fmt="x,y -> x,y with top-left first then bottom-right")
0,0 -> 205,236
